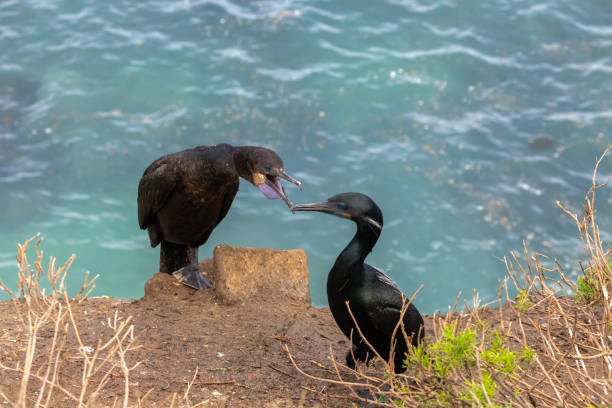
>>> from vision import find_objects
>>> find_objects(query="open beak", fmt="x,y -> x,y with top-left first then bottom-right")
262,176 -> 292,208
278,169 -> 302,191
258,169 -> 301,209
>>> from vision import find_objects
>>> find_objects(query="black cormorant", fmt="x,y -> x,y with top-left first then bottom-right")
138,143 -> 301,289
292,193 -> 423,373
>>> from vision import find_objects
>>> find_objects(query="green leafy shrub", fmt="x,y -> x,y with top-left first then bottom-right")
514,289 -> 532,312
575,258 -> 611,305
576,270 -> 599,303
404,323 -> 535,407
461,373 -> 498,406
429,323 -> 477,376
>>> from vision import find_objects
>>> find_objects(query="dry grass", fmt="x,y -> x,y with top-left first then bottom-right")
286,144 -> 612,407
1,146 -> 610,407
0,235 -> 205,408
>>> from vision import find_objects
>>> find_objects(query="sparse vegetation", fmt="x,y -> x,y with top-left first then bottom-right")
286,144 -> 612,407
404,322 -> 534,407
575,260 -> 611,305
514,289 -> 532,312
0,234 -> 205,407
0,145 -> 610,407
576,270 -> 599,304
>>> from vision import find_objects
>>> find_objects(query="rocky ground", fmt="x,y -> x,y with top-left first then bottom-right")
0,245 -> 434,407
2,244 -> 607,407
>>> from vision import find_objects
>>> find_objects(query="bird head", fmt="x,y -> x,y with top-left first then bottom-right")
292,192 -> 383,232
234,146 -> 302,209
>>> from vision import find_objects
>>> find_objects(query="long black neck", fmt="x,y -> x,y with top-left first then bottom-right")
232,145 -> 253,180
193,143 -> 239,176
330,221 -> 380,282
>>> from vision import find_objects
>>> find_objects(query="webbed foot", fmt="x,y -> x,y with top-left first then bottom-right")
172,264 -> 212,290
346,344 -> 371,370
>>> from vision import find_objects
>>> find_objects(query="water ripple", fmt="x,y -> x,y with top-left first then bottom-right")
104,26 -> 167,42
358,22 -> 399,35
551,10 -> 612,36
99,238 -> 147,251
307,21 -> 342,34
185,0 -> 258,20
319,40 -> 381,61
422,22 -> 489,44
388,0 -> 453,13
406,111 -> 505,135
546,110 -> 612,124
57,8 -> 92,22
0,0 -> 610,311
215,86 -> 259,99
0,26 -> 18,40
0,169 -> 44,183
568,59 -> 612,75
301,5 -> 357,22
215,47 -> 258,63
370,44 -> 517,68
257,63 -> 342,81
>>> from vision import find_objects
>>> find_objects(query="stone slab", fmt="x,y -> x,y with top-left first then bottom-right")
212,244 -> 310,305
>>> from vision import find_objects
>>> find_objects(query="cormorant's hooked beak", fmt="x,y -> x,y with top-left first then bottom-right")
278,169 -> 302,191
291,201 -> 382,231
291,201 -> 338,215
258,169 -> 302,209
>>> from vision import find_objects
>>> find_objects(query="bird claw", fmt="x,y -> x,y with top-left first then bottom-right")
172,264 -> 212,290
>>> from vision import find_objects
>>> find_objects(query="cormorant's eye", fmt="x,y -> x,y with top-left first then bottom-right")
337,203 -> 346,210
265,165 -> 271,172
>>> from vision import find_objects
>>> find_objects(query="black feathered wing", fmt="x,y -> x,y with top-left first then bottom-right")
365,266 -> 403,335
193,178 -> 239,246
216,179 -> 239,225
137,159 -> 177,230
365,265 -> 423,344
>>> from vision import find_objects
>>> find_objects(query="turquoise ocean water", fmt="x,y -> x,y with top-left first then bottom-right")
0,0 -> 611,313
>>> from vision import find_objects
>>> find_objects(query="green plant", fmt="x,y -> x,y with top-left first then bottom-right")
482,331 -> 517,374
576,268 -> 600,304
573,237 -> 611,306
514,289 -> 532,312
461,373 -> 497,406
521,346 -> 535,363
404,324 -> 534,407
482,331 -> 534,375
287,145 -> 612,408
428,323 -> 477,376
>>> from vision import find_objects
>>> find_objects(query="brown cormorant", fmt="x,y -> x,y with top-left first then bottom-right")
292,193 -> 423,373
138,143 -> 301,289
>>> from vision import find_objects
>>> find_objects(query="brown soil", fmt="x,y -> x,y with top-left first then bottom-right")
0,263 -> 434,407
1,247 -> 608,407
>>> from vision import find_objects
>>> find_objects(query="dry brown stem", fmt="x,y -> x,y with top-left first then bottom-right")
0,235 -> 204,407
287,144 -> 612,407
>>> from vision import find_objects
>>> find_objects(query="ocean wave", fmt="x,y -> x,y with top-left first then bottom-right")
0,0 -> 609,312
257,63 -> 342,81
388,0 -> 453,14
369,44 -> 517,68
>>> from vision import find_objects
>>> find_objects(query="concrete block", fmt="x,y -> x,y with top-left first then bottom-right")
212,244 -> 310,305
